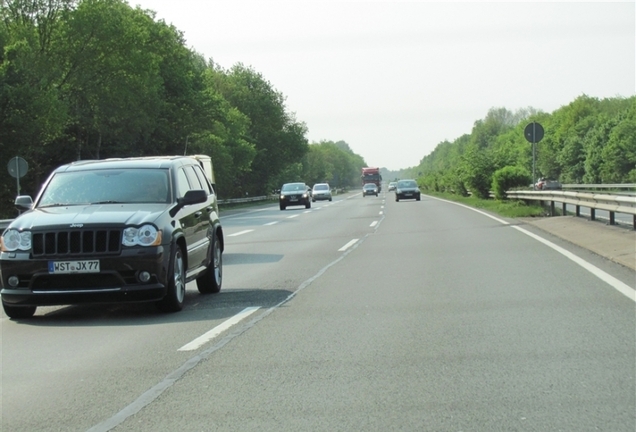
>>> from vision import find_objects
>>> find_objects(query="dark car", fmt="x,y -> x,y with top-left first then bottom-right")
362,183 -> 378,197
312,183 -> 332,202
279,182 -> 311,210
0,156 -> 224,319
395,179 -> 421,201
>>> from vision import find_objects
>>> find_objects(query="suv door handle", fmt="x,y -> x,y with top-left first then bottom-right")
194,211 -> 202,218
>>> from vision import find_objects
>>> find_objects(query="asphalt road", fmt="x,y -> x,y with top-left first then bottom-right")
1,191 -> 634,431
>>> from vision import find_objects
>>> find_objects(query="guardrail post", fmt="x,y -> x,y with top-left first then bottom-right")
590,208 -> 596,221
550,201 -> 555,216
562,202 -> 567,216
575,205 -> 580,217
609,211 -> 615,225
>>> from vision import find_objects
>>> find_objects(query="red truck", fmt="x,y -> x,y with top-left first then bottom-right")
361,167 -> 382,192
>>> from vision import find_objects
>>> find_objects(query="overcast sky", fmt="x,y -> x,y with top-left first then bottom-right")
131,0 -> 635,171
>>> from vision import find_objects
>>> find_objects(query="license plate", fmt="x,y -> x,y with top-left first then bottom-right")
289,197 -> 298,201
48,260 -> 100,274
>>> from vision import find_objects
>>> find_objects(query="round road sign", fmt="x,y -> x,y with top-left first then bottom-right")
524,122 -> 544,143
7,156 -> 28,178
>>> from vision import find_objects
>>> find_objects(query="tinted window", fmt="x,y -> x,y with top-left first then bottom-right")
176,168 -> 190,198
192,165 -> 213,194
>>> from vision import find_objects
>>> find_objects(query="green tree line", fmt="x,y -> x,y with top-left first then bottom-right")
0,0 -> 368,218
2,1 -> 634,219
405,96 -> 636,199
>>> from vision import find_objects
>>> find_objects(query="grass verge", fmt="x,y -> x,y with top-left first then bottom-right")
423,191 -> 546,218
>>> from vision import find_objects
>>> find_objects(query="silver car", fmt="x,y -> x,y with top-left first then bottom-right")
312,183 -> 332,202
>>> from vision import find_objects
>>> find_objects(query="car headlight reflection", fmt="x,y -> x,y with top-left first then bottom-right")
0,229 -> 32,252
123,224 -> 162,247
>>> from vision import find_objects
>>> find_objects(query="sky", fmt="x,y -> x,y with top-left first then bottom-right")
130,0 -> 635,171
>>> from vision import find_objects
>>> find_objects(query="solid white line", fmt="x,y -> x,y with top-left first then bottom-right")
512,226 -> 636,302
429,195 -> 636,302
178,307 -> 261,351
264,221 -> 278,226
287,214 -> 299,218
227,230 -> 254,237
370,221 -> 378,227
338,239 -> 358,252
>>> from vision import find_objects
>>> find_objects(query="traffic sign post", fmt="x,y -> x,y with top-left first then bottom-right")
7,156 -> 28,196
524,122 -> 544,187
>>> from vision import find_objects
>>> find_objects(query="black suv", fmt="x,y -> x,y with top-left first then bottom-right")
279,182 -> 311,210
0,156 -> 224,319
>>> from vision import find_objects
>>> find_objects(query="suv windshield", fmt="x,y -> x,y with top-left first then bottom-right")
397,181 -> 416,188
38,169 -> 171,206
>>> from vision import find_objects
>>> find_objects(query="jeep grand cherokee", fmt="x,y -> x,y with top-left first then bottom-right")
0,156 -> 224,319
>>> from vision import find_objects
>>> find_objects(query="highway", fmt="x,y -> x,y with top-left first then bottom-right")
1,190 -> 635,431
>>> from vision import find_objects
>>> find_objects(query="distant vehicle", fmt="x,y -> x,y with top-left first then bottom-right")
395,179 -> 421,201
388,182 -> 397,191
312,183 -> 332,202
0,156 -> 224,319
361,167 -> 382,193
535,178 -> 562,190
362,183 -> 379,197
279,182 -> 311,210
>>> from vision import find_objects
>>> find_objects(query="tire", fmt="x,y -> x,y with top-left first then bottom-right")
157,246 -> 186,312
416,196 -> 421,201
280,203 -> 286,210
2,303 -> 36,319
396,197 -> 399,202
305,200 -> 311,209
197,235 -> 222,294
329,198 -> 332,202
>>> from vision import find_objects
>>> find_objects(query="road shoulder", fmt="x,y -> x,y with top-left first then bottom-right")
520,216 -> 635,271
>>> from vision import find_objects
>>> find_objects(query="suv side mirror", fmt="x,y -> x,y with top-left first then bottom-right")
15,195 -> 33,211
170,189 -> 207,217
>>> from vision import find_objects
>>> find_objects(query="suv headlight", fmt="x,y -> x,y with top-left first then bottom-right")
123,224 -> 162,247
1,229 -> 32,252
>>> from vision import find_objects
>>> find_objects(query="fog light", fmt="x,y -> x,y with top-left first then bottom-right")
138,271 -> 151,283
7,276 -> 20,287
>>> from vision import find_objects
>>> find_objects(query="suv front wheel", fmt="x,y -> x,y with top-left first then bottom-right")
157,246 -> 186,312
3,303 -> 37,320
197,235 -> 222,294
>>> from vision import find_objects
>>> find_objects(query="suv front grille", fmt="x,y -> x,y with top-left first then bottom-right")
32,230 -> 122,257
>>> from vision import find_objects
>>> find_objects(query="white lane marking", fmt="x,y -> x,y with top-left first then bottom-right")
87,213 -> 383,432
178,307 -> 260,352
287,214 -> 299,219
264,221 -> 278,226
430,195 -> 636,302
304,210 -> 311,214
338,239 -> 358,252
227,230 -> 254,237
379,211 -> 383,215
370,221 -> 378,227
512,226 -> 636,302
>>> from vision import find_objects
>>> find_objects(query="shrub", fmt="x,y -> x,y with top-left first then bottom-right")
492,166 -> 531,200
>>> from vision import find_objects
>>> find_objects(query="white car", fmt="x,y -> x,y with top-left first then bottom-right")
312,183 -> 332,202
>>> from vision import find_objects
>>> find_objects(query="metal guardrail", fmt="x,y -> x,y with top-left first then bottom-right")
506,190 -> 636,229
562,183 -> 636,190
